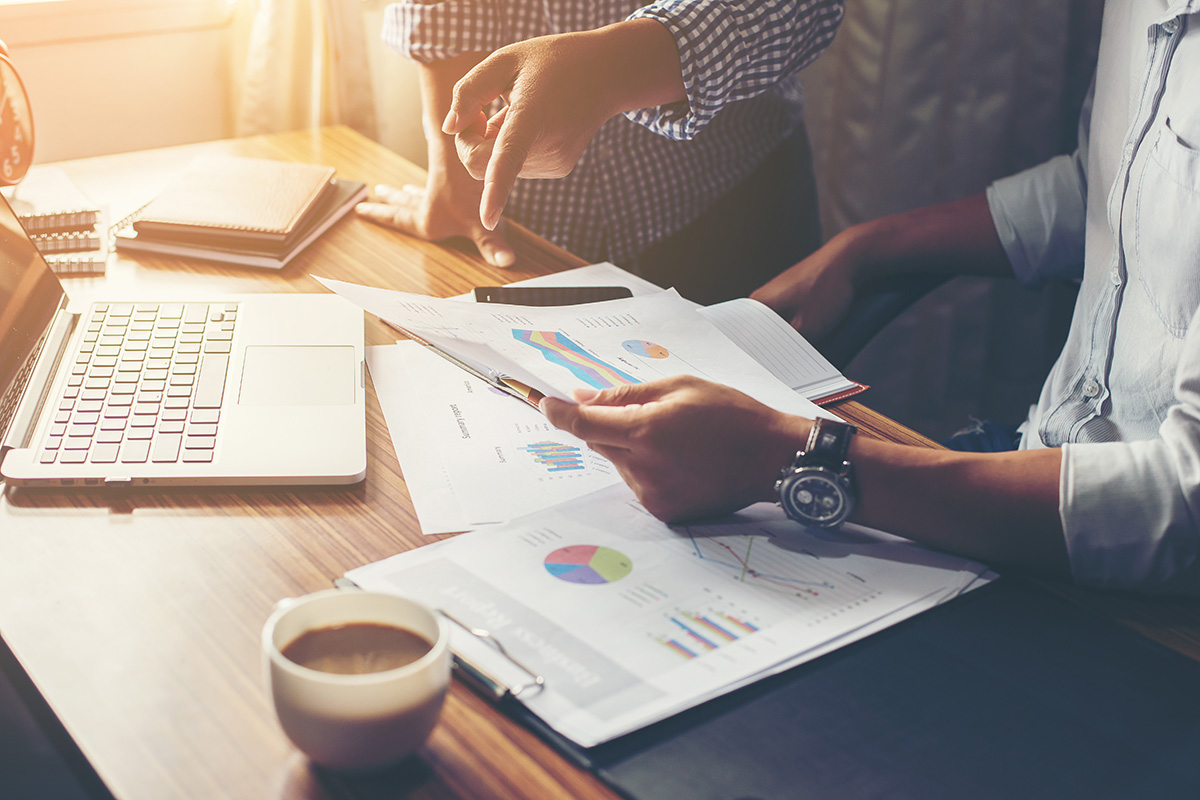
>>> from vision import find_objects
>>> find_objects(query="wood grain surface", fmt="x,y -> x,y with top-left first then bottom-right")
2,127 -> 1198,800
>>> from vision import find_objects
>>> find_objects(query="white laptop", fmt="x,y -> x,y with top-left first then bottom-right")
0,193 -> 366,487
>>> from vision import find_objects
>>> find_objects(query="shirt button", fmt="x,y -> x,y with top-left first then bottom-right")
1083,379 -> 1101,399
1111,268 -> 1121,286
1163,17 -> 1181,34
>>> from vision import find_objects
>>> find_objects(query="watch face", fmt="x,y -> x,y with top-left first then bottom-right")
780,471 -> 850,527
0,54 -> 34,186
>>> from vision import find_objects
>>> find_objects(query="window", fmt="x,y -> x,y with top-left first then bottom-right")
0,0 -> 233,46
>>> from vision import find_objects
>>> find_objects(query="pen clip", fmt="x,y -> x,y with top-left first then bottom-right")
441,610 -> 546,700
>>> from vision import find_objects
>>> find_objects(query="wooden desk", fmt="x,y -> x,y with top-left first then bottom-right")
2,126 -> 1199,800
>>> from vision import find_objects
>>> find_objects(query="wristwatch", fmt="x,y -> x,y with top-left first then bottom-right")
775,418 -> 858,528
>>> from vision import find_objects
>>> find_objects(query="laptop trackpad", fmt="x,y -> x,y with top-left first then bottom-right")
238,346 -> 356,406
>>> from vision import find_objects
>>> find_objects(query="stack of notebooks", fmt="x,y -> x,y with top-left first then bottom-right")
3,167 -> 109,274
115,155 -> 367,270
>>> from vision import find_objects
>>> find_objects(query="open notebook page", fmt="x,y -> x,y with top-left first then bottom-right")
696,298 -> 864,404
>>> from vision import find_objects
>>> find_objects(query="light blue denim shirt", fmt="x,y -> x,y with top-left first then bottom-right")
986,0 -> 1200,592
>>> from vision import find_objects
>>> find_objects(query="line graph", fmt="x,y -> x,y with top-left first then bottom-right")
684,529 -> 877,608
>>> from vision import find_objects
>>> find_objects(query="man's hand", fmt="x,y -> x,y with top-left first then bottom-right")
752,193 -> 1018,336
445,37 -> 612,232
750,231 -> 870,339
543,378 -> 1068,573
541,376 -> 808,522
356,48 -> 516,267
443,19 -> 686,230
355,176 -> 516,268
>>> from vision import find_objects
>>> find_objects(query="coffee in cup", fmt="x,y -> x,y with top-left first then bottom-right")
281,621 -> 433,675
262,589 -> 451,770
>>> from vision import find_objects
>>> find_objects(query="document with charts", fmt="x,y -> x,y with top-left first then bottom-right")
317,278 -> 834,421
347,485 -> 992,748
484,262 -> 866,404
367,342 -> 622,534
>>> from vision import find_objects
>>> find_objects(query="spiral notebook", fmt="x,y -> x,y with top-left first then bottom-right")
1,167 -> 109,275
2,166 -> 102,233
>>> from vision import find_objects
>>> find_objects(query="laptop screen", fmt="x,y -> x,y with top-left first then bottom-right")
0,192 -> 66,440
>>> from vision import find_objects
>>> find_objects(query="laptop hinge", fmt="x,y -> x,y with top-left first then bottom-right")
2,301 -> 77,455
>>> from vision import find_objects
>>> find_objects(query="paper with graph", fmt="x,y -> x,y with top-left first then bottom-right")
463,263 -> 865,404
367,342 -> 622,534
317,277 -> 834,421
347,484 -> 991,747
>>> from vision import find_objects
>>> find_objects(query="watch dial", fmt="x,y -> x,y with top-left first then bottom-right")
784,473 -> 848,525
0,54 -> 34,186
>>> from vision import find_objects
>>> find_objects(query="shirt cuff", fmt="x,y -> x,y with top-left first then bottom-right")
1061,440 -> 1200,593
623,4 -> 744,141
986,152 -> 1087,288
382,1 -> 510,63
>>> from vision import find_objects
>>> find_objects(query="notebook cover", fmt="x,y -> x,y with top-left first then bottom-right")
812,381 -> 869,406
115,179 -> 366,270
133,155 -> 336,242
509,579 -> 1200,800
127,178 -> 354,255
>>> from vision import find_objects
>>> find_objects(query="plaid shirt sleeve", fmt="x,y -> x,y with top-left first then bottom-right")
382,1 -> 513,63
625,0 -> 845,140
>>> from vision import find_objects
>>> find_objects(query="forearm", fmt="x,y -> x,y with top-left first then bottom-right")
850,437 -> 1067,572
572,19 -> 686,120
763,415 -> 1065,571
843,193 -> 1015,285
419,52 -> 489,176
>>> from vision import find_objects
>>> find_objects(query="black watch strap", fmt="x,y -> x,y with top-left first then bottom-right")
796,418 -> 857,472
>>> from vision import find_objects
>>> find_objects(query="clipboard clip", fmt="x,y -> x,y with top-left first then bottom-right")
441,610 -> 546,701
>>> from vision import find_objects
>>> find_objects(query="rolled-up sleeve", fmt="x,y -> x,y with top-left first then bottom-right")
1061,305 -> 1200,595
986,82 -> 1093,288
382,1 -> 512,63
624,0 -> 844,140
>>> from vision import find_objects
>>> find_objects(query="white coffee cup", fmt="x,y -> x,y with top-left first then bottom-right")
262,589 -> 451,770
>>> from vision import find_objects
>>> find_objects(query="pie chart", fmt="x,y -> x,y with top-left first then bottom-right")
544,545 -> 633,584
622,339 -> 670,359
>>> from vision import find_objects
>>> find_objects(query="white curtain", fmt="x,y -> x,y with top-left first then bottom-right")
231,0 -> 378,139
801,0 -> 1103,439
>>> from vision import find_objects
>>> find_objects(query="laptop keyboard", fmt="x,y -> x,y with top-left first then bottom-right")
39,303 -> 238,467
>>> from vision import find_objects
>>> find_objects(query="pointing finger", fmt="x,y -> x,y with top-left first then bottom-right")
480,109 -> 533,230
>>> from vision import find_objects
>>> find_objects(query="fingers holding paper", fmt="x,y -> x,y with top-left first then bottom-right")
541,376 -> 810,523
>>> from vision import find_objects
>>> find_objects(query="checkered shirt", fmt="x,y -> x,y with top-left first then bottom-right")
383,1 -> 844,266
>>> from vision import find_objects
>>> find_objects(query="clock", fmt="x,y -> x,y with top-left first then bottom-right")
0,39 -> 34,186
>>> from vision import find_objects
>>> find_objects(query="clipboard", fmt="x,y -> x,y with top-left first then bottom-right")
377,320 -> 547,409
340,576 -> 1200,800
